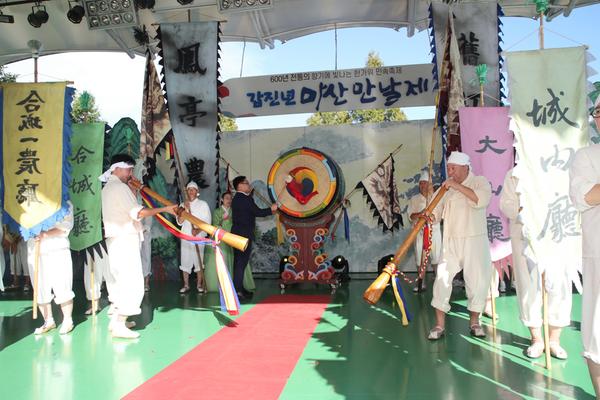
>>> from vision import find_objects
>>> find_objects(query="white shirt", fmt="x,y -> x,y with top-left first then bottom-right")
407,192 -> 441,232
569,144 -> 600,258
177,198 -> 211,237
101,175 -> 143,238
433,172 -> 492,238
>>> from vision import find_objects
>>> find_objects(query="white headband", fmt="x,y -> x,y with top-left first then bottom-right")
419,170 -> 430,182
447,151 -> 471,167
98,162 -> 134,183
186,181 -> 199,190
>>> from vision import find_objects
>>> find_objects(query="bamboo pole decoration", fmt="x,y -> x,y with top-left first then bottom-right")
32,239 -> 40,319
129,179 -> 249,252
90,258 -> 97,316
363,186 -> 448,305
194,245 -> 206,291
542,271 -> 552,370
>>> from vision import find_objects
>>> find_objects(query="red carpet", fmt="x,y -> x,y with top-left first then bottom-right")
124,294 -> 330,400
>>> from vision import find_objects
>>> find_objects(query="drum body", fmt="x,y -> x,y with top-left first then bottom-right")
267,148 -> 345,286
268,147 -> 344,221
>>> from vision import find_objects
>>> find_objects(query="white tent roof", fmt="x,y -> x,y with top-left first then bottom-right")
0,0 -> 596,66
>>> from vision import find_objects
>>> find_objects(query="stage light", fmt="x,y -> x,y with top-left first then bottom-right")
84,0 -> 138,30
279,256 -> 289,274
67,1 -> 85,24
0,9 -> 15,24
28,4 -> 49,28
377,254 -> 395,275
332,255 -> 350,283
219,0 -> 272,13
177,0 -> 194,5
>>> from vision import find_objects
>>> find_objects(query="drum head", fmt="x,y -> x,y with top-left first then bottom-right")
268,148 -> 342,219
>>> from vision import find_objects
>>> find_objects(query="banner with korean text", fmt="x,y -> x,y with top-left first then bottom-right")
0,82 -> 74,240
68,122 -> 104,251
220,64 -> 436,118
459,107 -> 513,264
506,47 -> 588,286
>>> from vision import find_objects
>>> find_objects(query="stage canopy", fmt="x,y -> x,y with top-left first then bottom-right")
0,0 -> 597,66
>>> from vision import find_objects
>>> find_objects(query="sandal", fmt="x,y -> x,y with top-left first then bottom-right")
549,342 -> 568,360
428,326 -> 445,340
470,324 -> 486,338
34,321 -> 56,335
179,286 -> 190,294
526,341 -> 545,359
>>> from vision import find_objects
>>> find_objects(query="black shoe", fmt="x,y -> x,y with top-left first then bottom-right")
242,289 -> 254,298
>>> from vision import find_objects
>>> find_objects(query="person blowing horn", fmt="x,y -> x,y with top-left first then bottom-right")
428,151 -> 493,340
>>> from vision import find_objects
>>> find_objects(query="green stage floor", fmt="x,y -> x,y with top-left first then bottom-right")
0,276 -> 594,399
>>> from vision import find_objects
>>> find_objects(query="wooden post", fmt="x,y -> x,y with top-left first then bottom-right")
32,240 -> 40,319
542,271 -> 552,370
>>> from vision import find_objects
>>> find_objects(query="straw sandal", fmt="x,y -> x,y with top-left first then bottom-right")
526,341 -> 545,359
428,326 -> 445,340
470,324 -> 486,338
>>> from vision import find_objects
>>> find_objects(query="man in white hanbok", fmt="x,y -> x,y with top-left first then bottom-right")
428,151 -> 493,340
100,154 -> 177,339
176,181 -> 211,294
501,168 -> 571,359
569,97 -> 600,396
407,171 -> 442,292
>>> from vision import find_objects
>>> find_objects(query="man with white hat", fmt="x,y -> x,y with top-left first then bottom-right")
428,151 -> 493,340
407,170 -> 442,292
100,154 -> 177,339
176,181 -> 211,294
569,96 -> 600,397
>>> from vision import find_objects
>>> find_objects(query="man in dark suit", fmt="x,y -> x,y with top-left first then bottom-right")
231,176 -> 277,298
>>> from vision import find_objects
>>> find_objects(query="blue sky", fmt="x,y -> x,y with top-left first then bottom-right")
5,3 -> 599,130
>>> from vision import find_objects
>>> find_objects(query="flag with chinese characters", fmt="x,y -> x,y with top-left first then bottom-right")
0,82 -> 74,240
506,47 -> 588,284
356,156 -> 403,232
141,52 -> 171,161
68,123 -> 104,251
459,107 -> 513,265
157,22 -> 219,206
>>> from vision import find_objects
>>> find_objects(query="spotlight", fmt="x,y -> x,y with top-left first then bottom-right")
332,255 -> 350,283
67,1 -> 85,24
177,0 -> 194,5
279,256 -> 289,275
377,254 -> 395,275
0,9 -> 15,24
27,4 -> 49,28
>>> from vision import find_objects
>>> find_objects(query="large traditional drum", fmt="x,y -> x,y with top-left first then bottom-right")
267,147 -> 344,220
267,148 -> 345,290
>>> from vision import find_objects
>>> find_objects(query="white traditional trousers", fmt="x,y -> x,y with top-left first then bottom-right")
83,248 -> 115,302
141,230 -> 152,277
583,257 -> 600,363
28,246 -> 74,305
107,234 -> 144,316
431,235 -> 493,313
511,230 -> 571,328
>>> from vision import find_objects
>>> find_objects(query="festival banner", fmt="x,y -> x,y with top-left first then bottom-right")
431,2 -> 501,106
158,22 -> 219,206
459,106 -> 513,264
0,82 -> 74,239
356,156 -> 403,232
220,64 -> 436,118
68,123 -> 104,251
506,46 -> 588,284
141,52 -> 171,161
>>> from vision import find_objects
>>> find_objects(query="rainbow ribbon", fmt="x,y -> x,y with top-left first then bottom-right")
140,191 -> 240,315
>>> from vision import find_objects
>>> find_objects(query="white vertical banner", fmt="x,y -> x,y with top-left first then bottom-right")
158,22 -> 219,205
506,46 -> 589,286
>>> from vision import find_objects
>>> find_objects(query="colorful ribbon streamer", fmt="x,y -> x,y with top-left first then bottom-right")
140,191 -> 240,315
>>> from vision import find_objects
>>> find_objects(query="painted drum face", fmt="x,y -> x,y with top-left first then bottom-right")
267,147 -> 344,219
